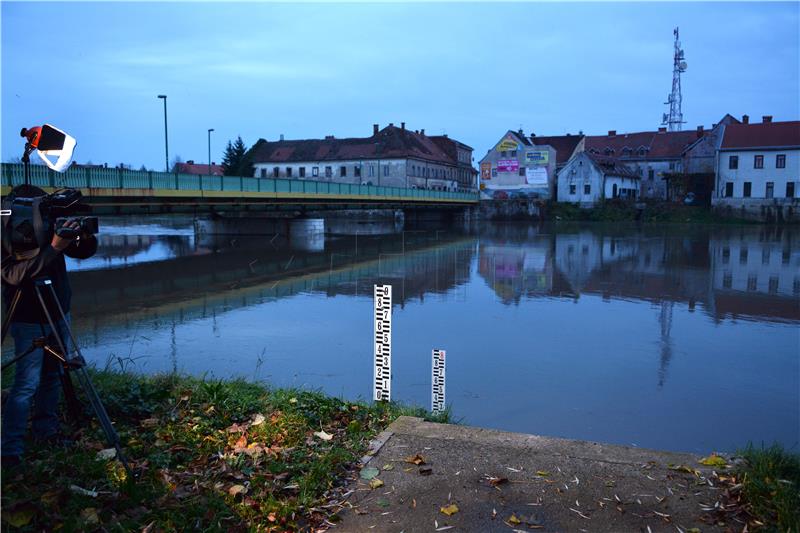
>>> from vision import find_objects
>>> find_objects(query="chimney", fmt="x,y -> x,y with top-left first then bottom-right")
742,114 -> 749,124
608,130 -> 617,136
373,124 -> 379,135
212,162 -> 216,165
401,122 -> 405,131
325,135 -> 334,140
443,134 -> 448,138
696,125 -> 704,138
762,115 -> 773,123
280,134 -> 284,141
389,122 -> 394,127
658,127 -> 667,133
187,160 -> 194,165
420,129 -> 425,136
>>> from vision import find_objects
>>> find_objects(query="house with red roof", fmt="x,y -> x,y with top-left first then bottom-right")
478,130 -> 557,200
172,160 -> 224,176
713,116 -> 800,221
556,151 -> 641,206
248,124 -> 475,191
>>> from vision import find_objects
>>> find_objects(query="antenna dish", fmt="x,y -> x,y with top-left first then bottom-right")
680,61 -> 687,71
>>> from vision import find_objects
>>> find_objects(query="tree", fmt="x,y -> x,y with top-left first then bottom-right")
222,136 -> 249,176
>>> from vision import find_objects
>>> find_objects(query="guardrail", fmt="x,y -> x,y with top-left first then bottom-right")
0,163 -> 479,203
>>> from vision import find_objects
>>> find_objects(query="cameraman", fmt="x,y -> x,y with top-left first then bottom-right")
1,186 -> 97,469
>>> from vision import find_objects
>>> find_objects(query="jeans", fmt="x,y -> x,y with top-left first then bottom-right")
1,315 -> 71,458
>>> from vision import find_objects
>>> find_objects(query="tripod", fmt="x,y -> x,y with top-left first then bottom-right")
1,278 -> 132,477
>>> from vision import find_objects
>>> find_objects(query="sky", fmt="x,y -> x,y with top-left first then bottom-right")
2,2 -> 798,171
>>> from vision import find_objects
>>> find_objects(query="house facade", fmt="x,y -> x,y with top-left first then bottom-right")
478,130 -> 557,200
713,117 -> 800,222
249,124 -> 474,191
557,151 -> 641,206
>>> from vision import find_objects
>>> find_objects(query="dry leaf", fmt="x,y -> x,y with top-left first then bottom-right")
382,464 -> 394,471
489,476 -> 508,487
96,448 -> 116,461
314,430 -> 333,441
360,467 -> 380,480
369,478 -> 384,489
508,514 -> 521,525
251,413 -> 266,426
440,504 -> 459,516
535,470 -> 550,477
404,454 -> 426,465
228,484 -> 246,496
4,506 -> 35,527
698,453 -> 727,467
81,507 -> 100,525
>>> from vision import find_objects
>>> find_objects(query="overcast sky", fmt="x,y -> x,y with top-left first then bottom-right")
2,2 -> 798,170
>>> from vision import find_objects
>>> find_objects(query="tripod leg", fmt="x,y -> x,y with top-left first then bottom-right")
2,288 -> 23,342
34,282 -> 134,478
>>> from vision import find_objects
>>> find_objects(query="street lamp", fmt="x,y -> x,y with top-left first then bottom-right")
157,95 -> 169,172
207,128 -> 214,175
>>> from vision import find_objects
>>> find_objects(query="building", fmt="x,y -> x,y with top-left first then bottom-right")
173,161 -> 224,176
429,135 -> 478,191
557,151 -> 641,206
528,133 -> 584,174
713,116 -> 800,221
580,127 -> 708,200
248,123 -> 475,191
478,130 -> 557,200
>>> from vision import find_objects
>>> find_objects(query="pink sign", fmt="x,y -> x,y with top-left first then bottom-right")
497,159 -> 519,172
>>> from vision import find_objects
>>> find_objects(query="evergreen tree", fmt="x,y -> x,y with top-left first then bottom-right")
222,136 -> 250,176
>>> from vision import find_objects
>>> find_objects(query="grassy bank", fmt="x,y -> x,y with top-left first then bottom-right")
1,371 -> 445,531
546,199 -> 751,224
735,444 -> 800,532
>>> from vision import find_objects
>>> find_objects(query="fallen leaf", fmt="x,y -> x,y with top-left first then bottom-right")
41,490 -> 61,506
369,478 -> 384,489
289,397 -> 298,404
360,467 -> 380,480
382,463 -> 394,471
69,485 -> 98,498
699,453 -> 727,468
668,464 -> 700,476
440,504 -> 459,516
314,430 -> 333,441
508,514 -> 521,525
419,467 -> 433,476
228,484 -> 246,497
96,448 -> 116,461
141,521 -> 156,533
81,507 -> 100,525
405,453 -> 426,465
251,413 -> 266,426
489,476 -> 508,487
536,470 -> 550,477
140,418 -> 159,428
4,505 -> 35,527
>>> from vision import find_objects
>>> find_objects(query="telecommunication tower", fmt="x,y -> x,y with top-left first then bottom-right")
662,27 -> 687,131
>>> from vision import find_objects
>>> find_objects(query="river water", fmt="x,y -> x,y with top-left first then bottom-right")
4,216 -> 798,454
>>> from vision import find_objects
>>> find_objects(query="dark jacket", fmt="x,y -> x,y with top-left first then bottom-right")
2,221 -> 97,324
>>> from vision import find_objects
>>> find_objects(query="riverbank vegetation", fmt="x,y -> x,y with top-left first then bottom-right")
735,444 -> 800,532
546,199 -> 750,224
1,371 -> 445,531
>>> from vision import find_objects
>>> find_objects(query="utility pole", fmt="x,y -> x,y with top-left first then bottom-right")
157,95 -> 169,172
661,27 -> 687,132
207,128 -> 214,174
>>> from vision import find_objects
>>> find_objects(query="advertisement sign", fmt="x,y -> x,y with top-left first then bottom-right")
525,151 -> 549,165
495,135 -> 519,152
480,162 -> 492,181
525,167 -> 548,186
497,159 -> 519,173
374,285 -> 392,401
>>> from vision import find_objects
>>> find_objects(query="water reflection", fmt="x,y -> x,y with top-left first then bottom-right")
6,217 -> 797,453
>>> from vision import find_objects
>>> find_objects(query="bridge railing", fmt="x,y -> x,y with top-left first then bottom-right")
0,163 -> 478,203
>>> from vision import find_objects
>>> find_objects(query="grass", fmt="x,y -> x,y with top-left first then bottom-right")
735,444 -> 800,532
545,199 -> 753,224
1,370 -> 448,531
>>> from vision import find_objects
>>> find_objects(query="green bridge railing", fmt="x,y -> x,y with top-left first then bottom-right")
0,163 -> 478,203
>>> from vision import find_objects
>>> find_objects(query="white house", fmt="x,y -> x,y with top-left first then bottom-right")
557,151 -> 641,207
713,117 -> 800,221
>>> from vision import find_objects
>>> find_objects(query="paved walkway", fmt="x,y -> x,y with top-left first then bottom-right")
336,417 -> 730,532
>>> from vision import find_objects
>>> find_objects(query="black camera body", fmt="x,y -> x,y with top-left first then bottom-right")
3,186 -> 99,251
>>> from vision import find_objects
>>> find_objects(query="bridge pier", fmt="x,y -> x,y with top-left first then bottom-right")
289,218 -> 325,252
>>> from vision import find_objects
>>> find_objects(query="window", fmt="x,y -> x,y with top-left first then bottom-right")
354,166 -> 361,177
766,181 -> 774,199
776,154 -> 786,168
747,275 -> 757,291
794,277 -> 800,295
491,169 -> 497,177
519,167 -> 525,177
768,277 -> 779,294
299,167 -> 306,178
584,184 -> 591,194
725,182 -> 734,197
648,169 -> 654,180
500,151 -> 507,157
383,165 -> 389,176
325,166 -> 332,178
782,249 -> 791,264
260,168 -> 267,178
754,155 -> 763,169
412,165 -> 416,175
340,166 -> 347,177
669,161 -> 675,170
722,247 -> 730,264
569,184 -> 576,195
273,167 -> 279,178
723,272 -> 732,289
762,248 -> 771,265
286,167 -> 292,178
729,155 -> 738,169
312,166 -> 319,177
787,182 -> 796,198
743,182 -> 752,197
740,247 -> 748,264
510,150 -> 517,157
368,165 -> 374,177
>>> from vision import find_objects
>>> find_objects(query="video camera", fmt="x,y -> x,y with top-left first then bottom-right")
1,124 -> 99,252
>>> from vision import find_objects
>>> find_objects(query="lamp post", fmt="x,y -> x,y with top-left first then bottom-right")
207,128 -> 214,175
157,95 -> 169,172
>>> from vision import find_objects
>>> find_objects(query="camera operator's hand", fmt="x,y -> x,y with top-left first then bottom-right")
51,219 -> 80,252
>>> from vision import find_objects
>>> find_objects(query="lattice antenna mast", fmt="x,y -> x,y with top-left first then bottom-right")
662,27 -> 687,131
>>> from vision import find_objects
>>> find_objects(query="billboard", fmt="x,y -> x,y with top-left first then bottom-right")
495,135 -> 519,152
497,159 -> 519,173
480,162 -> 492,181
526,167 -> 548,186
525,150 -> 549,165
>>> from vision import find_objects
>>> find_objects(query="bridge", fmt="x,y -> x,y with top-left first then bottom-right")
0,163 -> 478,215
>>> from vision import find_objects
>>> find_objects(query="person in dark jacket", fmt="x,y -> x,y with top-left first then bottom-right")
1,186 -> 97,469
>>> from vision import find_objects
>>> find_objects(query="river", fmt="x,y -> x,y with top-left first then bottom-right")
4,215 -> 798,454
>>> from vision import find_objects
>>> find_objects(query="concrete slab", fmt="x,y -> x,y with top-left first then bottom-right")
336,417 -> 730,532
